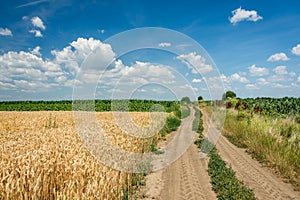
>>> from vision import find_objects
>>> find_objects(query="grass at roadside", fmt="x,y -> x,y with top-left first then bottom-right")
223,110 -> 300,190
193,107 -> 257,200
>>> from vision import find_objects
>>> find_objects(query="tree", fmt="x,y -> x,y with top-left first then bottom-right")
181,96 -> 191,104
222,91 -> 236,100
198,96 -> 203,101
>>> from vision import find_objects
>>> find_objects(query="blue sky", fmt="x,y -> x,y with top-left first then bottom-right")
0,0 -> 300,100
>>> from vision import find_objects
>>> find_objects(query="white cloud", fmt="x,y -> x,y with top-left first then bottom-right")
248,64 -> 269,76
29,29 -> 43,37
273,66 -> 288,75
0,37 -> 119,94
152,88 -> 165,94
176,52 -> 213,74
0,28 -> 13,36
120,61 -> 175,80
298,76 -> 300,82
55,76 -> 67,83
137,88 -> 146,93
30,46 -> 41,56
267,53 -> 290,62
192,78 -> 201,83
292,44 -> 300,56
268,75 -> 285,82
229,7 -> 263,24
158,42 -> 171,47
0,81 -> 16,90
230,73 -> 249,83
272,83 -> 288,88
256,78 -> 269,85
246,84 -> 259,90
220,74 -> 229,83
98,29 -> 105,34
31,16 -> 46,30
179,84 -> 198,91
51,37 -> 115,76
289,71 -> 296,77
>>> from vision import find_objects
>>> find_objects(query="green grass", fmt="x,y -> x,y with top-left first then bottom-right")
180,104 -> 191,119
223,110 -> 300,190
208,151 -> 256,200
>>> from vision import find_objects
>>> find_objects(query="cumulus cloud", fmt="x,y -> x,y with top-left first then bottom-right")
192,78 -> 201,83
0,28 -> 13,36
0,50 -> 58,87
272,83 -> 288,89
292,44 -> 300,56
229,7 -> 262,24
289,71 -> 296,77
30,46 -> 42,56
158,42 -> 171,47
51,37 -> 115,76
248,64 -> 269,76
267,52 -> 290,62
0,37 -> 117,92
176,52 -> 213,74
256,78 -> 269,85
273,66 -> 288,75
298,76 -> 300,82
246,84 -> 259,90
230,73 -> 249,83
118,61 -> 175,84
29,29 -> 43,37
31,16 -> 46,30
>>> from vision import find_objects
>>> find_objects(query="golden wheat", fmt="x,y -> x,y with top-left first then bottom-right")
0,111 -> 157,199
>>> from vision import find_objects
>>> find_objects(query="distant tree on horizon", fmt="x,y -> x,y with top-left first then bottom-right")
222,91 -> 236,100
181,96 -> 191,104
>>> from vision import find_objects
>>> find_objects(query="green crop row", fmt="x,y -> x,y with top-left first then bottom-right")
226,97 -> 300,118
193,107 -> 257,200
0,99 -> 181,113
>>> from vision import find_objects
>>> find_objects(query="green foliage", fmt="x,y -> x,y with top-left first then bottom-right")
239,97 -> 300,117
180,105 -> 191,119
180,96 -> 191,104
223,111 -> 300,190
222,91 -> 236,100
208,153 -> 257,200
164,117 -> 181,133
0,99 -> 181,113
193,107 -> 203,134
198,96 -> 203,101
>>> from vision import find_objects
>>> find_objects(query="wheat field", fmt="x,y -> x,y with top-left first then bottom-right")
0,111 -> 158,199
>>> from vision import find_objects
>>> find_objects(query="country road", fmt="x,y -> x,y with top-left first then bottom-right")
143,108 -> 216,200
143,108 -> 300,200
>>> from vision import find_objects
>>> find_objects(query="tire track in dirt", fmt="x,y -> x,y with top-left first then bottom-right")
143,107 -> 216,200
161,144 -> 215,200
202,109 -> 300,200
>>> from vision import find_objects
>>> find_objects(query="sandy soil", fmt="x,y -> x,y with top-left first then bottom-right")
142,108 -> 217,200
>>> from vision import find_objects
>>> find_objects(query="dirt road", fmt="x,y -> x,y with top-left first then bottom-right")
144,108 -> 300,200
143,108 -> 216,200
202,109 -> 300,200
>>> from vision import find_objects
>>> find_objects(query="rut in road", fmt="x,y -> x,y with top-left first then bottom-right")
160,144 -> 216,200
143,107 -> 216,200
202,109 -> 300,200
